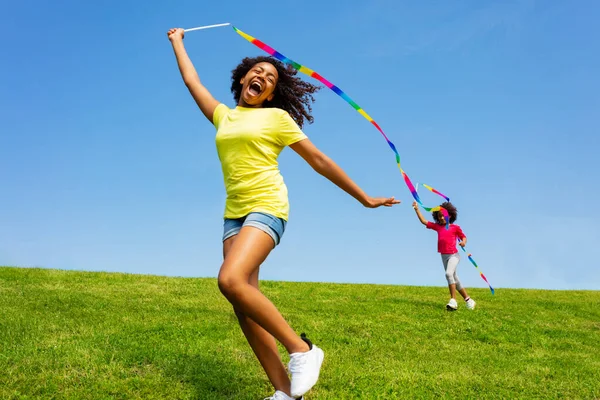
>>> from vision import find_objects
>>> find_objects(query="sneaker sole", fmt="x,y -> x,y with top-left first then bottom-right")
446,305 -> 458,311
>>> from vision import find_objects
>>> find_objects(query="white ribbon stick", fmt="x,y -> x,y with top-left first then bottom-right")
184,23 -> 231,32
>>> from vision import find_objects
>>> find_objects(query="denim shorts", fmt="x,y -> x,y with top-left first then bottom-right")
223,212 -> 287,246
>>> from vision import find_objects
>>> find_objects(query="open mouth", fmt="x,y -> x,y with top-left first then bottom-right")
248,81 -> 263,96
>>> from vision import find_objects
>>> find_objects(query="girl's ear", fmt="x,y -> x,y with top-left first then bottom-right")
267,93 -> 275,102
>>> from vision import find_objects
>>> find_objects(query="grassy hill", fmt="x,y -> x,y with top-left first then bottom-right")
1,266 -> 598,399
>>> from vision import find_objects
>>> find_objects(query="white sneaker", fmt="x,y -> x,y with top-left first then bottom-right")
288,333 -> 324,397
446,298 -> 458,311
264,390 -> 301,400
466,298 -> 476,310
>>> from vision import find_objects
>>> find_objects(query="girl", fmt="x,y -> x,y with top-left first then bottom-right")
167,28 -> 400,400
412,201 -> 476,311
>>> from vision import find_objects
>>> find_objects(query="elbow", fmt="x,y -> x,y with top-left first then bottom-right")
183,75 -> 200,88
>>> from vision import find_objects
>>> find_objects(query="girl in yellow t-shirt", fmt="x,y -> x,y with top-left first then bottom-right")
167,28 -> 400,400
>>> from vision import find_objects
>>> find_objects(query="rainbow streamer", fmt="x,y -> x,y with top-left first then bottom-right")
232,25 -> 449,219
459,244 -> 494,294
231,25 -> 493,291
421,184 -> 450,202
415,183 -> 450,228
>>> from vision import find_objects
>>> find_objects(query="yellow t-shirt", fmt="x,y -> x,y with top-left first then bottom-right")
212,103 -> 308,221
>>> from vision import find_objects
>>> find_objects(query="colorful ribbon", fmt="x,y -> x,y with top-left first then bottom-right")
421,184 -> 450,202
232,26 -> 448,219
231,25 -> 493,292
415,183 -> 450,228
459,244 -> 494,294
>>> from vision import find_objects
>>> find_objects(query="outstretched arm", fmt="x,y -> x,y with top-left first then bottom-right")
290,139 -> 400,208
412,201 -> 428,225
167,28 -> 220,123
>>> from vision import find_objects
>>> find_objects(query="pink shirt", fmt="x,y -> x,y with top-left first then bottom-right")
426,222 -> 466,254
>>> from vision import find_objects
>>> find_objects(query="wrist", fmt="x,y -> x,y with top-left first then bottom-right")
360,194 -> 372,207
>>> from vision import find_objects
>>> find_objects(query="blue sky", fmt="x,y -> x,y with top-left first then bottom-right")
1,0 -> 599,291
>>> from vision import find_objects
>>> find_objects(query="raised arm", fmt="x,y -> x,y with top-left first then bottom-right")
167,28 -> 220,123
290,138 -> 399,208
412,201 -> 428,225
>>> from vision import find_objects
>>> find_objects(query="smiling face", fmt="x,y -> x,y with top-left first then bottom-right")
238,62 -> 279,107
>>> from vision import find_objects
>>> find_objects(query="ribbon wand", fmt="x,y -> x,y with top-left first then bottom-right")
184,23 -> 231,32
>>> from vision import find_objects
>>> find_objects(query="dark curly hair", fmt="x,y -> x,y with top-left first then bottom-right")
230,56 -> 321,128
433,201 -> 457,225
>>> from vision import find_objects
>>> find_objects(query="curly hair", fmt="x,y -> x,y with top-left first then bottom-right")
230,56 -> 321,128
433,201 -> 458,225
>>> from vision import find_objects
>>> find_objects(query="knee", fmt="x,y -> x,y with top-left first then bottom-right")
445,272 -> 455,283
217,270 -> 245,300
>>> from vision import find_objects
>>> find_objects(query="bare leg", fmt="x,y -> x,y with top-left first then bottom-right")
448,283 -> 457,299
457,288 -> 468,299
218,226 -> 308,354
223,235 -> 291,395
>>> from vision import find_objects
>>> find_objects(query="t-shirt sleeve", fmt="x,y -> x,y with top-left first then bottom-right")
212,103 -> 229,130
277,110 -> 308,146
426,221 -> 439,231
455,225 -> 466,240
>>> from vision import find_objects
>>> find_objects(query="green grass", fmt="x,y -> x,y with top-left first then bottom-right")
1,267 -> 599,399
